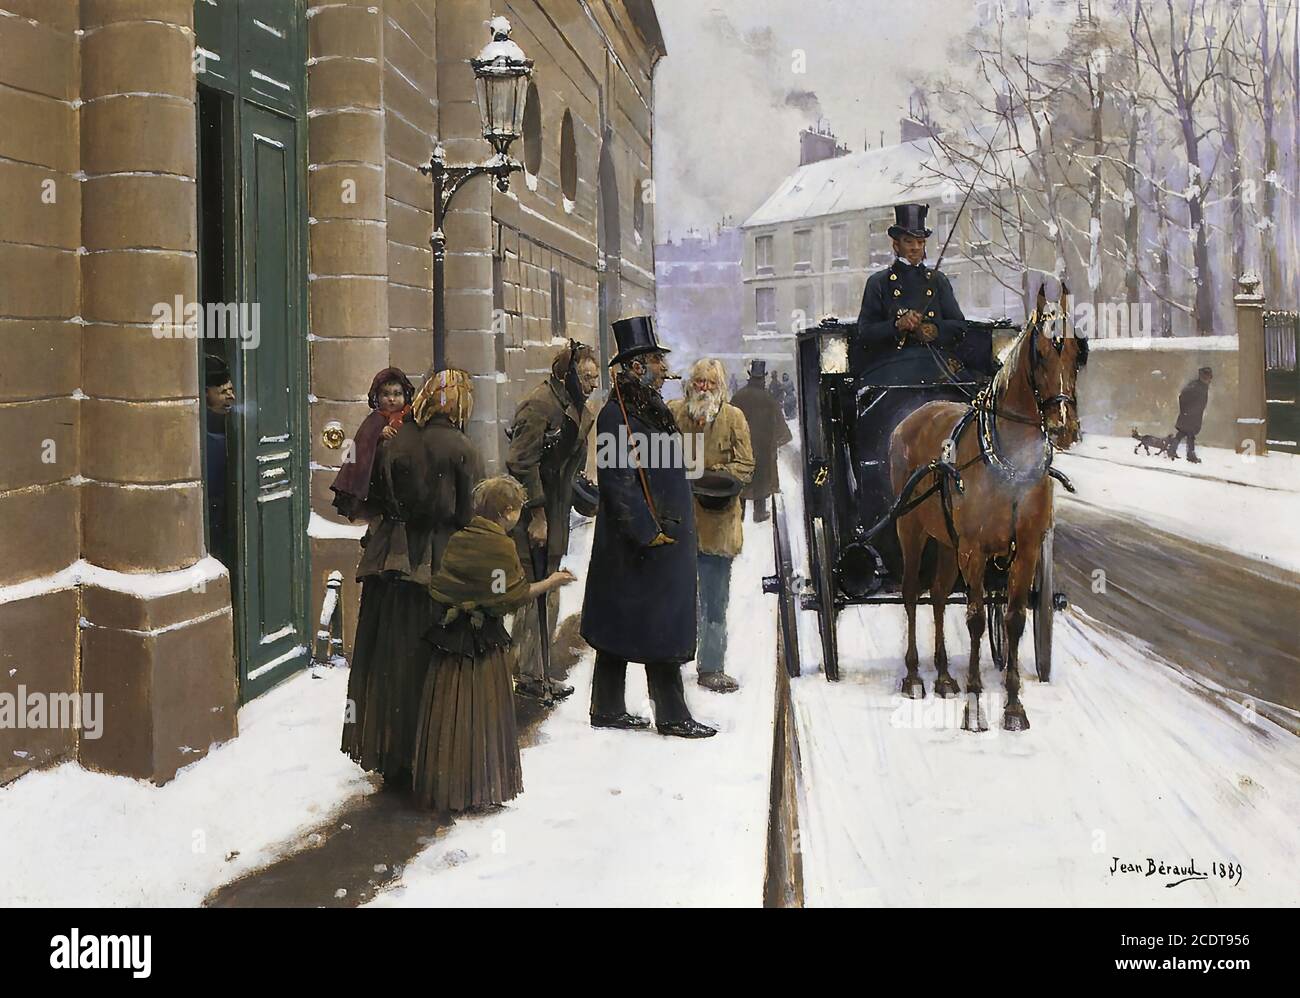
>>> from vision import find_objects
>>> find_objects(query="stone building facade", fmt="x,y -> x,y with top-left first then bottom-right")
0,0 -> 664,787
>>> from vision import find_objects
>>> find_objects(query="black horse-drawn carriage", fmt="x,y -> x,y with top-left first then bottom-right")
763,315 -> 1068,682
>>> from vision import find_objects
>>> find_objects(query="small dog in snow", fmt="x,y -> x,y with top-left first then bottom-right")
1131,427 -> 1177,458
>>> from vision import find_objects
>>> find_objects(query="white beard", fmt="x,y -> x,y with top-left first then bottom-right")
685,386 -> 723,424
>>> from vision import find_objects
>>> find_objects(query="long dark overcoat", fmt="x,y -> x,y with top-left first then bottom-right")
732,378 -> 792,502
854,258 -> 968,383
1176,378 -> 1209,435
580,378 -> 698,665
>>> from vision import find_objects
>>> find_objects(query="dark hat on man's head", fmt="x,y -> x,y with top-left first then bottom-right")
747,359 -> 766,379
609,315 -> 669,368
204,355 -> 231,388
691,470 -> 743,511
888,202 -> 932,239
1199,366 -> 1214,376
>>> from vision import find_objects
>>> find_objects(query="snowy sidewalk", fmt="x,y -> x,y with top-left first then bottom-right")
367,518 -> 779,907
0,667 -> 372,906
1055,437 -> 1300,576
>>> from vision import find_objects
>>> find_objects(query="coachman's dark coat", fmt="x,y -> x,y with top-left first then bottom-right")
854,258 -> 968,381
580,374 -> 698,665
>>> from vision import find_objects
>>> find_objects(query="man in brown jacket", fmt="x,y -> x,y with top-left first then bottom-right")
731,359 -> 792,522
668,358 -> 756,693
505,341 -> 600,700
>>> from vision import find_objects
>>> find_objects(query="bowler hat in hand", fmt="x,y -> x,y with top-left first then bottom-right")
887,203 -> 932,239
692,470 -> 743,511
571,472 -> 599,516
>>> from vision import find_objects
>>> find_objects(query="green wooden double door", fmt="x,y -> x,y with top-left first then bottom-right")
196,0 -> 309,700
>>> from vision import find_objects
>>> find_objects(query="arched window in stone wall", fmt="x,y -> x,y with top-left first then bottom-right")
522,81 -> 542,176
560,109 -> 577,203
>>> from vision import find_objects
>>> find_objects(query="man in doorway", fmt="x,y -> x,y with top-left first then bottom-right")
581,316 -> 716,738
668,358 -> 754,694
506,340 -> 601,701
1171,366 -> 1212,463
204,355 -> 235,566
732,360 -> 792,523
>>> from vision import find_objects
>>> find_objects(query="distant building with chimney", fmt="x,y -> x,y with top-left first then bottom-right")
739,118 -> 1028,361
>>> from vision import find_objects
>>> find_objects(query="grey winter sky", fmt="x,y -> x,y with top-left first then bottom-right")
651,0 -> 982,241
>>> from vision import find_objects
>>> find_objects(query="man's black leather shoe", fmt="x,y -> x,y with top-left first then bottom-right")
590,712 -> 650,730
656,718 -> 717,738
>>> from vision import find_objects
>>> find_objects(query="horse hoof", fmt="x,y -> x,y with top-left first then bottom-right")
962,694 -> 988,732
934,675 -> 961,698
901,676 -> 926,699
1003,705 -> 1031,732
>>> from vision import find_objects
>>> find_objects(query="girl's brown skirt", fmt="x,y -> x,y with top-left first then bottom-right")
411,646 -> 522,813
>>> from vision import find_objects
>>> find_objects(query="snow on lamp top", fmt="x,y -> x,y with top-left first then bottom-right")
471,16 -> 534,158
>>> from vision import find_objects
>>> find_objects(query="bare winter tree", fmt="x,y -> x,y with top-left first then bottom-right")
1130,0 -> 1240,334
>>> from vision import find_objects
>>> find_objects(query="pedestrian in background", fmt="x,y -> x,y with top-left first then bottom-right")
732,360 -> 793,522
1171,366 -> 1212,463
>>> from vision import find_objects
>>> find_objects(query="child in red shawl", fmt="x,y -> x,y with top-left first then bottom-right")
330,367 -> 415,521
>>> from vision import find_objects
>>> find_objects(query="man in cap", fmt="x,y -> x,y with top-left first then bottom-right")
853,202 -> 968,380
506,340 -> 601,701
668,358 -> 755,693
1171,366 -> 1213,463
204,354 -> 235,566
581,316 -> 716,738
731,359 -> 792,522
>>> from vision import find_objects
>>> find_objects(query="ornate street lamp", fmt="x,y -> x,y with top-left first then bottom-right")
420,16 -> 534,369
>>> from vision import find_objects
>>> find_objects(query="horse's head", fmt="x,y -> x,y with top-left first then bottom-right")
1028,283 -> 1088,450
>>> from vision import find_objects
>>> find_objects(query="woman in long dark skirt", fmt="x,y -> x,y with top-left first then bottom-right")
412,476 -> 576,813
340,369 -> 482,786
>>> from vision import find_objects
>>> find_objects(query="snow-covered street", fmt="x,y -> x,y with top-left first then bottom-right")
778,434 -> 1300,907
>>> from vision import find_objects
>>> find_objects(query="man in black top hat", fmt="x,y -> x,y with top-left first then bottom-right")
1171,366 -> 1213,463
580,315 -> 716,738
853,202 -> 968,380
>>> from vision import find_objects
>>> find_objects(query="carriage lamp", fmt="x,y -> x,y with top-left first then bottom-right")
420,16 -> 534,370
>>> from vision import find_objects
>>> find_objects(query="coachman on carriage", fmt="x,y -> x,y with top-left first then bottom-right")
763,203 -> 1089,733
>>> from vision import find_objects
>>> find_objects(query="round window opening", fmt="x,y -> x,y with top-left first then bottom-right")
560,110 -> 577,202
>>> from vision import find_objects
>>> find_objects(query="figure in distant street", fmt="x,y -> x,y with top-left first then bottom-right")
732,360 -> 793,522
1170,366 -> 1212,463
342,368 -> 482,788
668,358 -> 754,693
581,316 -> 716,738
780,371 -> 797,419
505,340 -> 600,702
411,475 -> 576,814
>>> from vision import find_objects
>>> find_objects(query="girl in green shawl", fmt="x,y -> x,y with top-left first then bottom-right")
412,476 -> 576,813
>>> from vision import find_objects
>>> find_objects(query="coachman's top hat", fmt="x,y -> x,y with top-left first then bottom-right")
887,202 -> 932,240
609,315 -> 669,368
747,359 -> 767,379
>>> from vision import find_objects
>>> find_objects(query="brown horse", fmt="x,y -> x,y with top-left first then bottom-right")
887,284 -> 1087,732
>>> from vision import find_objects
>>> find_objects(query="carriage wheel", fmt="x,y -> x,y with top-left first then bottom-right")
812,517 -> 840,681
1033,529 -> 1055,682
770,494 -> 801,679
